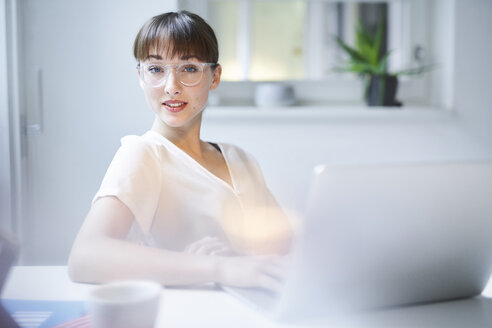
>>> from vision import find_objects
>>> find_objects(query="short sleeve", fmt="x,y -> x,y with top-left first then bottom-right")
93,135 -> 162,234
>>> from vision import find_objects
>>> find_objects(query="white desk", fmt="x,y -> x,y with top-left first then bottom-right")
2,266 -> 492,328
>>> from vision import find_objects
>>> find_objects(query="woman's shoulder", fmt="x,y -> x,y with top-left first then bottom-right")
116,131 -> 166,161
120,130 -> 163,146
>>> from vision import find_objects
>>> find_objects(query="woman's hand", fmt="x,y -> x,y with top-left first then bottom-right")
215,255 -> 288,293
184,236 -> 236,256
184,236 -> 291,292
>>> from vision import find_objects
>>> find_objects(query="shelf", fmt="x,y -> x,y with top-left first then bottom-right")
203,106 -> 458,123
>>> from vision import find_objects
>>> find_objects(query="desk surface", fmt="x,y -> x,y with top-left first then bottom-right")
2,266 -> 492,328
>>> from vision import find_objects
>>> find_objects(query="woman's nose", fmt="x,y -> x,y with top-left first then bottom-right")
164,70 -> 181,96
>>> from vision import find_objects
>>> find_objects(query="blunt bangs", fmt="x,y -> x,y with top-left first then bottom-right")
133,11 -> 219,64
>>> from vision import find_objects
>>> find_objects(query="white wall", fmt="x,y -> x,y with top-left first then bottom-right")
202,109 -> 492,213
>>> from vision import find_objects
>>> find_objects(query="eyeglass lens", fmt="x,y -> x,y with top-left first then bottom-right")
142,63 -> 204,87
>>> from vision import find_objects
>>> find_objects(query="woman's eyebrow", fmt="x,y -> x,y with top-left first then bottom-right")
146,54 -> 162,60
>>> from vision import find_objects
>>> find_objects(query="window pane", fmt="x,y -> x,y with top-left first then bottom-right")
250,1 -> 306,81
206,0 -> 389,82
209,1 -> 240,81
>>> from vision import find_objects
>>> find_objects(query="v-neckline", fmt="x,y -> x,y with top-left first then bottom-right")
146,130 -> 237,193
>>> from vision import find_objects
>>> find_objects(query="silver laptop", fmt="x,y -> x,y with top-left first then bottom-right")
223,162 -> 492,322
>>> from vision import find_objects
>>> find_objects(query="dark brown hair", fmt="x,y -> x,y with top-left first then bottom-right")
133,11 -> 219,65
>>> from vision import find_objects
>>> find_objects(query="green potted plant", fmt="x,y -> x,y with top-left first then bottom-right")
335,20 -> 427,107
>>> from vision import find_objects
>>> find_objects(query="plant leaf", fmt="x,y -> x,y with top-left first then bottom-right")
334,14 -> 432,80
335,36 -> 366,63
375,50 -> 392,74
355,22 -> 376,63
349,62 -> 379,75
373,18 -> 384,65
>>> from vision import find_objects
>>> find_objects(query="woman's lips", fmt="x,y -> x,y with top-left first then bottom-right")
162,100 -> 187,113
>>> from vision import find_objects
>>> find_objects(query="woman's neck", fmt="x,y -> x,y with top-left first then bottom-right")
151,115 -> 205,157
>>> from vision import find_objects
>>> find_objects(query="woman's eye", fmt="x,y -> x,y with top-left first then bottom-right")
183,65 -> 199,73
147,65 -> 163,74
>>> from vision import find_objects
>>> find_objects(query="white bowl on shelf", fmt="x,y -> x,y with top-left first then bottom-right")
254,83 -> 296,107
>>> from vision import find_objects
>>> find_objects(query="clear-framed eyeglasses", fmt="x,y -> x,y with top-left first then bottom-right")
137,62 -> 217,87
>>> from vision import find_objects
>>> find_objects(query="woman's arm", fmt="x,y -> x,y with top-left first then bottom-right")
68,196 -> 283,290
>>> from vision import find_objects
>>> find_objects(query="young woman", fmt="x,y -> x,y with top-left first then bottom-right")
68,11 -> 291,292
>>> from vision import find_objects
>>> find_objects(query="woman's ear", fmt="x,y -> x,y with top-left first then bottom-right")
210,65 -> 222,91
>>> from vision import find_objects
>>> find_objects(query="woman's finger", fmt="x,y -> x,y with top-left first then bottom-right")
186,238 -> 234,255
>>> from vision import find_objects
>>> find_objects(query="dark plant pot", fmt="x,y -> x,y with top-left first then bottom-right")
366,75 -> 402,107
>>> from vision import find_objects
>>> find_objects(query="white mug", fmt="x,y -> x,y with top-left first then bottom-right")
88,280 -> 162,328
254,83 -> 296,107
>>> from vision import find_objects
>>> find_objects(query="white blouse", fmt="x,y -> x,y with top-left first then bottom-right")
93,130 -> 285,253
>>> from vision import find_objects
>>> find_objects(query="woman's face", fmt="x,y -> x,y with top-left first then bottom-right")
138,50 -> 221,129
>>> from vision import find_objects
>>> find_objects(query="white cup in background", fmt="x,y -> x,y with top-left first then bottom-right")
254,83 -> 296,107
88,280 -> 162,328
